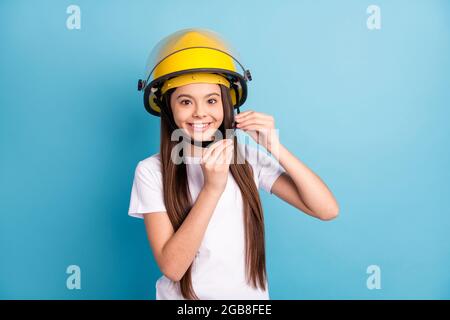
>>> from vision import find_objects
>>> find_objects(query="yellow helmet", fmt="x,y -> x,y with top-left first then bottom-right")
137,28 -> 252,117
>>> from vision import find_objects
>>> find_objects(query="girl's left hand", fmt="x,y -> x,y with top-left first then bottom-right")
235,110 -> 280,152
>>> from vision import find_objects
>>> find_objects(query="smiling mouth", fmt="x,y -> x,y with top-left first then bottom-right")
188,122 -> 212,132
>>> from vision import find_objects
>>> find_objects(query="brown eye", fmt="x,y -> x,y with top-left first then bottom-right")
208,99 -> 217,104
180,100 -> 191,105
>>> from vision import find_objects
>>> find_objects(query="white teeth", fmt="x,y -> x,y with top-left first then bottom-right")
190,123 -> 210,128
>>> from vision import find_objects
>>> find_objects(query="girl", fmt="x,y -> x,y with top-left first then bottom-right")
129,28 -> 339,300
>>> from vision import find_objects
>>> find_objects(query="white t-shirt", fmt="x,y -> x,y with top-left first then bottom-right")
128,143 -> 285,300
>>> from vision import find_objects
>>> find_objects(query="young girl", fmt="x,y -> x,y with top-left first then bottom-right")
129,28 -> 339,300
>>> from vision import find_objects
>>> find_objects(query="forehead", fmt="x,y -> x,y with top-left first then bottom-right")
173,83 -> 221,96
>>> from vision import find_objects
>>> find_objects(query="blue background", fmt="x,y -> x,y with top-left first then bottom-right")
1,0 -> 449,299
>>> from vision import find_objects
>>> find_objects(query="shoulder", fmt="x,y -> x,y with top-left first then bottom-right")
138,153 -> 161,169
134,153 -> 163,179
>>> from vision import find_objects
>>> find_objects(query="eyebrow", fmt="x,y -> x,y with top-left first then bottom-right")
176,93 -> 220,99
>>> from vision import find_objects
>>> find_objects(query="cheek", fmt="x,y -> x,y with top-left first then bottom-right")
212,104 -> 224,123
172,106 -> 190,123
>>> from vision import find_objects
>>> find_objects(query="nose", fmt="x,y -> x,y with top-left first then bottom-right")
192,102 -> 208,118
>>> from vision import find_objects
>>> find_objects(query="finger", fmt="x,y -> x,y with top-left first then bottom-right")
235,114 -> 271,125
225,141 -> 235,165
207,144 -> 226,166
222,142 -> 235,166
240,125 -> 271,133
235,110 -> 253,117
236,119 -> 269,128
202,139 -> 229,162
235,111 -> 271,122
202,139 -> 232,163
239,124 -> 272,132
222,139 -> 235,165
234,110 -> 254,121
207,139 -> 233,165
216,146 -> 227,165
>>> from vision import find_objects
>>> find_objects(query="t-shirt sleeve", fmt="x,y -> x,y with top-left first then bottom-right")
128,160 -> 167,219
245,144 -> 286,194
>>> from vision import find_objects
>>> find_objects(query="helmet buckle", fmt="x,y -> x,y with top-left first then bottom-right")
137,79 -> 146,91
245,70 -> 252,81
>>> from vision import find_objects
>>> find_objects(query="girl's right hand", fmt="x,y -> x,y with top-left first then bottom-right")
200,139 -> 234,195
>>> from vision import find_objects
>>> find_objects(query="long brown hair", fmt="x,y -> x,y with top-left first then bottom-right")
159,83 -> 267,300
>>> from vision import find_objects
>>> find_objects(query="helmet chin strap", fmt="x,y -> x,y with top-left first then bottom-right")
190,138 -> 215,148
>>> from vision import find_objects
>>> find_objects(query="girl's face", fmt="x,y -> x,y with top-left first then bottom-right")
170,83 -> 224,141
